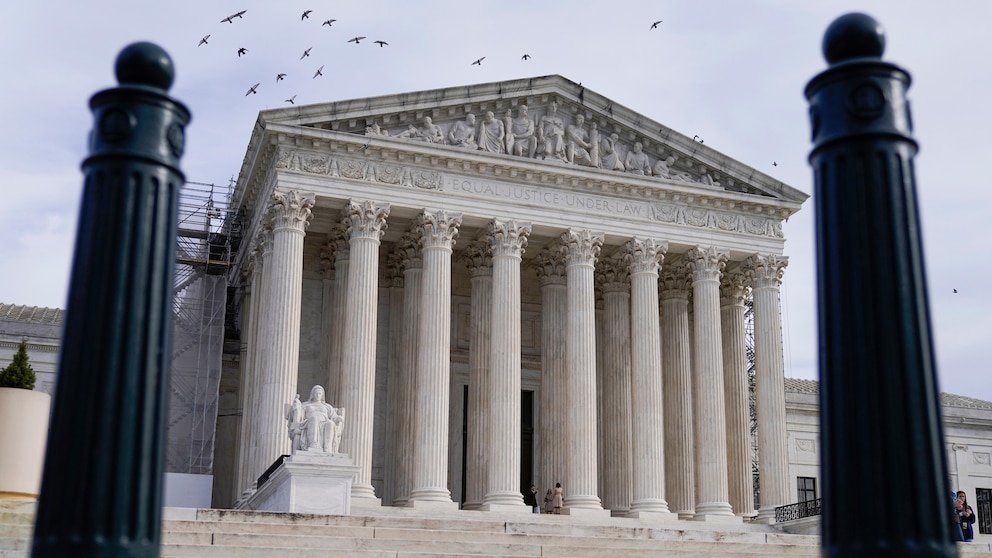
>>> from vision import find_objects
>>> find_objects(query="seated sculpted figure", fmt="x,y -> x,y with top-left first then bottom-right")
506,104 -> 537,158
286,385 -> 344,453
624,141 -> 652,175
599,133 -> 625,171
397,116 -> 444,144
477,111 -> 505,153
565,114 -> 594,166
448,113 -> 478,149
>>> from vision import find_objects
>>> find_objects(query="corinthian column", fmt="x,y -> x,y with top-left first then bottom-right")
234,236 -> 264,502
626,238 -> 674,517
595,253 -> 632,513
339,199 -> 390,502
560,229 -> 608,515
392,232 -> 422,506
661,261 -> 694,517
461,238 -> 492,511
408,210 -> 461,508
534,245 -> 568,495
325,222 -> 350,405
244,227 -> 273,499
382,249 -> 405,506
255,190 -> 315,478
745,254 -> 790,523
721,267 -> 754,517
686,246 -> 736,520
481,220 -> 531,511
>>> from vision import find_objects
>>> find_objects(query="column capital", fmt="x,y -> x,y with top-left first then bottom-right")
416,209 -> 462,250
327,222 -> 351,257
460,238 -> 492,277
270,190 -> 315,231
344,200 -> 390,241
560,229 -> 604,267
720,268 -> 749,307
488,219 -> 531,258
595,253 -> 630,294
625,237 -> 668,276
319,240 -> 338,279
534,245 -> 567,286
385,249 -> 405,288
396,231 -> 423,271
660,261 -> 692,300
745,253 -> 789,289
686,246 -> 728,283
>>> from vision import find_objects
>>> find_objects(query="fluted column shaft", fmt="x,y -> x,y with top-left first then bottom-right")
462,240 -> 492,510
234,241 -> 264,500
721,270 -> 753,516
409,210 -> 462,504
661,264 -> 694,516
245,228 -> 273,492
597,255 -> 632,512
326,223 -> 350,405
562,229 -> 604,510
483,220 -> 531,509
627,239 -> 671,514
318,240 -> 337,405
339,200 -> 390,500
747,254 -> 791,521
382,253 -> 405,506
535,248 -> 568,494
687,246 -> 734,518
255,191 -> 314,478
393,233 -> 422,506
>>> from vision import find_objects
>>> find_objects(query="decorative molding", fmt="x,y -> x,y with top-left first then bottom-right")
796,439 -> 816,453
974,452 -> 990,466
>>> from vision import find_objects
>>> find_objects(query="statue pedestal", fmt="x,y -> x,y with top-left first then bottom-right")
241,452 -> 359,515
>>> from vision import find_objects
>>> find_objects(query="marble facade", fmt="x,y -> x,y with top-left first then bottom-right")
223,75 -> 808,520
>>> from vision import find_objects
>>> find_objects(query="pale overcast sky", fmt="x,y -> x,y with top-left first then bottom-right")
1,1 -> 989,401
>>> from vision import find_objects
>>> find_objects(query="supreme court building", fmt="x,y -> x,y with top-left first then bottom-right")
217,75 -> 809,522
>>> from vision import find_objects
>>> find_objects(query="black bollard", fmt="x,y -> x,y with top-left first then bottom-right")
31,42 -> 190,558
806,13 -> 957,558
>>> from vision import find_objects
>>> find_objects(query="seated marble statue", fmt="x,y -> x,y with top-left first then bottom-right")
565,114 -> 595,166
599,133 -> 625,171
506,105 -> 537,158
396,117 -> 444,144
448,113 -> 478,149
624,141 -> 652,175
537,101 -> 566,161
365,122 -> 390,136
286,385 -> 344,453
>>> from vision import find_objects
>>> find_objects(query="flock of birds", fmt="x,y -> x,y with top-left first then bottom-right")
199,10 -> 666,105
199,9 -> 393,103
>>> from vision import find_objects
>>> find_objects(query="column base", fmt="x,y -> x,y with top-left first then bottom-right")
753,506 -> 780,524
621,509 -> 678,521
405,499 -> 459,511
561,507 -> 612,518
689,512 -> 742,523
351,482 -> 378,500
460,501 -> 482,511
479,502 -> 531,514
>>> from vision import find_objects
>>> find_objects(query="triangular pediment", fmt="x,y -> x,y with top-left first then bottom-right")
255,75 -> 806,205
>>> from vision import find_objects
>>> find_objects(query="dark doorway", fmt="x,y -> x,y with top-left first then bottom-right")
977,488 -> 991,535
458,386 -> 535,505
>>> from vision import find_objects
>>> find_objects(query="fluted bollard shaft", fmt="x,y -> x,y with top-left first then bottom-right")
32,43 -> 189,558
806,13 -> 956,557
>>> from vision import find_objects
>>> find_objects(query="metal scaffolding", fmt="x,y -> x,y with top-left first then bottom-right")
167,180 -> 236,475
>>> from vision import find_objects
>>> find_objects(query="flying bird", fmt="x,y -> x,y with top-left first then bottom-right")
348,36 -> 366,44
773,162 -> 778,167
301,10 -> 312,20
237,47 -> 247,57
322,19 -> 336,26
276,73 -> 287,82
954,288 -> 958,293
650,20 -> 663,29
221,10 -> 246,23
471,56 -> 485,66
373,40 -> 388,47
198,35 -> 210,46
313,65 -> 324,78
300,47 -> 312,60
285,95 -> 297,104
521,54 -> 531,61
245,83 -> 259,96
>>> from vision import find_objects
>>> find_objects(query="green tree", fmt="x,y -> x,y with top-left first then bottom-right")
0,340 -> 36,390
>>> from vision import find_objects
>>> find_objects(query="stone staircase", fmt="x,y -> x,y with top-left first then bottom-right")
3,500 -> 991,557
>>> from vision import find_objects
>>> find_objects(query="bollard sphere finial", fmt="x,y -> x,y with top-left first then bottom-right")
822,13 -> 885,65
115,41 -> 175,91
